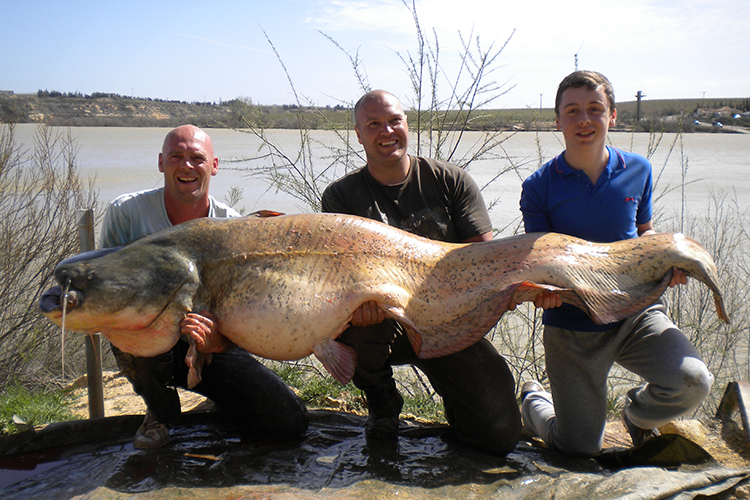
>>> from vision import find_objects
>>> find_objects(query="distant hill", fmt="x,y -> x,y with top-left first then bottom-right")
1,91 -> 748,132
0,92 -> 239,128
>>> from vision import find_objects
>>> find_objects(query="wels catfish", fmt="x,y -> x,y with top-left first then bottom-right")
40,213 -> 729,385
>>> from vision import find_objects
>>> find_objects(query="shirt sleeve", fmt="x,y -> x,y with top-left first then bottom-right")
99,204 -> 132,248
520,179 -> 552,233
321,183 -> 350,214
635,167 -> 654,227
450,169 -> 493,240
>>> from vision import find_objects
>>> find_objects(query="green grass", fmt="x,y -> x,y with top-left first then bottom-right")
0,361 -> 446,433
401,390 -> 446,423
267,360 -> 448,423
268,360 -> 365,413
0,383 -> 81,435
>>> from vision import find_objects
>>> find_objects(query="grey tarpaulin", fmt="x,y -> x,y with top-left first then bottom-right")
1,409 -> 748,500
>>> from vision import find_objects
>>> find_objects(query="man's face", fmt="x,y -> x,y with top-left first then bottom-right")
158,126 -> 218,204
354,93 -> 409,168
556,85 -> 616,153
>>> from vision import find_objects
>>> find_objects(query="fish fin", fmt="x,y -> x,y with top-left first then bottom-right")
249,210 -> 285,218
313,339 -> 357,385
580,272 -> 672,325
414,281 -> 585,359
381,306 -> 424,355
512,275 -> 673,326
399,322 -> 423,356
679,266 -> 730,324
414,287 -> 518,359
185,336 -> 212,389
714,294 -> 730,324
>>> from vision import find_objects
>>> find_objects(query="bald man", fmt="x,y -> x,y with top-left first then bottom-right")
100,125 -> 308,449
321,91 -> 521,454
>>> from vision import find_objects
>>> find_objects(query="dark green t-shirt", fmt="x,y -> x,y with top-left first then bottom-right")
321,156 -> 492,243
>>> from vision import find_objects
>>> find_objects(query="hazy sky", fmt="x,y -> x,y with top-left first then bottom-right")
2,0 -> 747,109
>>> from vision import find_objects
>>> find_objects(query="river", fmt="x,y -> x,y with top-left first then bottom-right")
10,124 -> 750,237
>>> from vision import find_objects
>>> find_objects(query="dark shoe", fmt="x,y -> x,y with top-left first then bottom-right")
622,409 -> 659,447
133,410 -> 170,449
521,380 -> 544,402
364,388 -> 404,440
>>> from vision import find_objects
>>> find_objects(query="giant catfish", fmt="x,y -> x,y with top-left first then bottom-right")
40,213 -> 729,385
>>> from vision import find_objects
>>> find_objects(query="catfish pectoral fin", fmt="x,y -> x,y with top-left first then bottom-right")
185,337 -> 212,389
313,339 -> 357,385
381,305 -> 424,356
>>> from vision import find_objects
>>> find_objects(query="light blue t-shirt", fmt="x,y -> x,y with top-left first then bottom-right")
100,187 -> 240,248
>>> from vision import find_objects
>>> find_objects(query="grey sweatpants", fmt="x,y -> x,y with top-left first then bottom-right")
521,300 -> 713,457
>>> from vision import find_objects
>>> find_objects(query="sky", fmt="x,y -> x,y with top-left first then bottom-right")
2,0 -> 748,110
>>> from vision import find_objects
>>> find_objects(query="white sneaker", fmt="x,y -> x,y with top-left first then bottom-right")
133,410 -> 170,449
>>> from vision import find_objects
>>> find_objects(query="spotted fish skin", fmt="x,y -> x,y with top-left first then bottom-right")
39,214 -> 728,384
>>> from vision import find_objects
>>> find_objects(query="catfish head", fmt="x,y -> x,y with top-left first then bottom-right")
40,240 -> 201,357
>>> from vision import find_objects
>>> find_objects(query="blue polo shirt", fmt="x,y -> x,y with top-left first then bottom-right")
520,146 -> 653,330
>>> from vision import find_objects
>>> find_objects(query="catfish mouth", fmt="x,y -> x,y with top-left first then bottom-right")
40,284 -> 83,316
40,274 -> 193,331
40,246 -> 122,317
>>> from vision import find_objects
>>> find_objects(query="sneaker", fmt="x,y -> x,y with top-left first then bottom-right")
621,409 -> 659,447
133,410 -> 170,449
364,388 -> 404,440
521,380 -> 544,402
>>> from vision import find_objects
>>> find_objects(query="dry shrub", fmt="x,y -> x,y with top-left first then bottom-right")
0,124 -> 99,390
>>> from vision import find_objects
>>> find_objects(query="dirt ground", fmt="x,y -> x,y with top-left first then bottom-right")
66,371 -> 750,470
67,371 -> 211,419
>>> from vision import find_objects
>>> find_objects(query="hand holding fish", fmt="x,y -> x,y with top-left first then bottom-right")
181,311 -> 234,353
351,301 -> 386,327
670,267 -> 688,287
181,310 -> 237,388
533,291 -> 563,309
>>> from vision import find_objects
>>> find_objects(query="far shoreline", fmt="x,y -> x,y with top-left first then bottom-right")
2,92 -> 748,134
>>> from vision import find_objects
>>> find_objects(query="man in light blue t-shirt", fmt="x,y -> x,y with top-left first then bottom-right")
100,125 -> 308,449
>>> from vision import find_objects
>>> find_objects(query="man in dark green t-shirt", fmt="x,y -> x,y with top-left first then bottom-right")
321,90 -> 521,454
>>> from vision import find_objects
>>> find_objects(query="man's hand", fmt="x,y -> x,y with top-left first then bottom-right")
350,301 -> 385,327
181,311 -> 234,353
533,291 -> 562,309
509,290 -> 561,311
670,267 -> 688,288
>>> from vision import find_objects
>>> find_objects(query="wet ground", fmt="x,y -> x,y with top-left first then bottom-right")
1,409 -> 750,500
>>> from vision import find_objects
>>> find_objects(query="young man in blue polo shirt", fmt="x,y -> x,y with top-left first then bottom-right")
518,71 -> 713,457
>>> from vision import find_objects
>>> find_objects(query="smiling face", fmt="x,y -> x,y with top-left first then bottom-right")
158,125 -> 218,207
556,85 -> 617,156
354,91 -> 410,181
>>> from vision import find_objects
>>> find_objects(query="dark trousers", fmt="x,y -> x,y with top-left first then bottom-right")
112,339 -> 309,439
337,319 -> 521,454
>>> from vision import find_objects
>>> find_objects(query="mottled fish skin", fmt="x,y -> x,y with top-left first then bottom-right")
39,214 -> 728,384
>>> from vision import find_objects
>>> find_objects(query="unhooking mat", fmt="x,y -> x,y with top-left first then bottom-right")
0,409 -> 749,499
